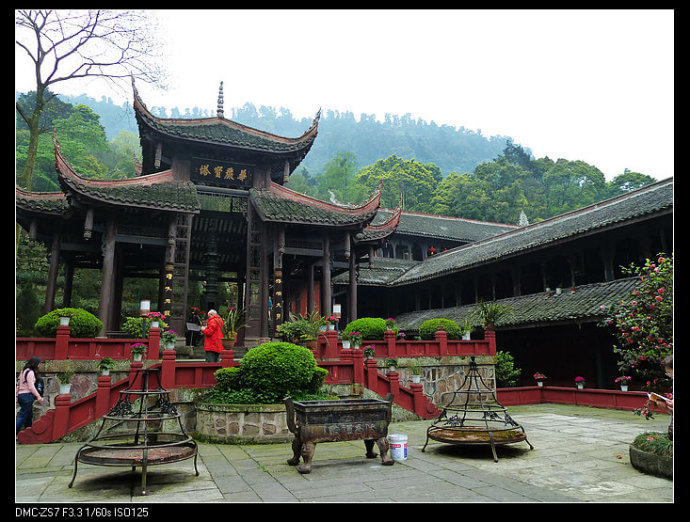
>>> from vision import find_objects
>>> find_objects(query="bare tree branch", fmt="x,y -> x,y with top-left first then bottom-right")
15,9 -> 166,191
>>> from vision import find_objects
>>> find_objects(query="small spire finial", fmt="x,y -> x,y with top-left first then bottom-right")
217,81 -> 224,118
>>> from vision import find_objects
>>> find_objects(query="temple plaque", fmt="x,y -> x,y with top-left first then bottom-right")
191,158 -> 253,188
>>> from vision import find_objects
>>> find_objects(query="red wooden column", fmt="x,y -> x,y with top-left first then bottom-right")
435,327 -> 448,356
147,327 -> 160,360
160,349 -> 177,389
220,349 -> 236,368
352,348 -> 364,385
52,393 -> 71,440
95,375 -> 112,418
55,324 -> 71,360
410,383 -> 426,417
322,329 -> 339,359
388,371 -> 400,399
384,329 -> 396,358
485,330 -> 497,356
365,359 -> 379,393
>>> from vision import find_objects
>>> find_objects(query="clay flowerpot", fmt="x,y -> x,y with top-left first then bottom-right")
222,338 -> 236,350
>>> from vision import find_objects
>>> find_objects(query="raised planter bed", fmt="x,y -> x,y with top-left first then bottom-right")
194,402 -> 291,443
629,445 -> 673,479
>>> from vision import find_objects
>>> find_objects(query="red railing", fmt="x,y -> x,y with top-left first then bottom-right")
15,328 -> 493,443
496,385 -> 662,412
16,352 -> 239,445
313,328 -> 496,360
16,325 -> 161,361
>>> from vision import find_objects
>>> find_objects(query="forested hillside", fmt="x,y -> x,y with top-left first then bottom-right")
57,93 -> 511,176
16,91 -> 658,225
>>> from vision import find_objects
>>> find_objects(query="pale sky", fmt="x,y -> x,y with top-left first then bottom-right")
15,9 -> 674,181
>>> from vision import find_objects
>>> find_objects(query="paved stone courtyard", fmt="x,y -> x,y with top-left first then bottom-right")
16,404 -> 673,504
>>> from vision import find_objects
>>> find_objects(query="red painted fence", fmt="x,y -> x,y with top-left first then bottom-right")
496,385 -> 660,412
16,325 -> 161,361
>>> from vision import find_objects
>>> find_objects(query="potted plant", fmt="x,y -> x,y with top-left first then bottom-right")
364,346 -> 376,360
615,375 -> 632,391
533,372 -> 547,387
130,343 -> 147,361
58,371 -> 74,394
477,299 -> 510,331
161,329 -> 177,350
575,376 -> 586,389
384,358 -> 398,372
299,334 -> 318,350
385,317 -> 396,331
325,316 -> 339,330
461,319 -> 472,340
340,333 -> 350,349
408,362 -> 422,383
147,311 -> 165,329
223,307 -> 246,349
347,331 -> 362,349
97,357 -> 116,376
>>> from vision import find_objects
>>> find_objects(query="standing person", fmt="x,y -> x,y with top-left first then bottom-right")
200,309 -> 225,363
16,356 -> 44,435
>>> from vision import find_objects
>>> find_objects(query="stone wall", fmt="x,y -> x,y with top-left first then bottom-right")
391,355 -> 496,407
194,402 -> 292,443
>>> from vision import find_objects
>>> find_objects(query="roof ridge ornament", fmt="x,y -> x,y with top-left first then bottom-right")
217,81 -> 224,118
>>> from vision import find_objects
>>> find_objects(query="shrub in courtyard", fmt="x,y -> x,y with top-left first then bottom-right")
34,308 -> 102,338
419,318 -> 463,340
343,317 -> 389,340
632,431 -> 673,458
494,350 -> 522,387
598,253 -> 673,384
205,342 -> 332,404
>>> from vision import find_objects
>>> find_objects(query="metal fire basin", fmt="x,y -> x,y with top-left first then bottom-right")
284,393 -> 394,474
69,432 -> 198,495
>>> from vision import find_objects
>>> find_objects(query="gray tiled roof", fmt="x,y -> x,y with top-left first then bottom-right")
16,188 -> 70,215
371,209 -> 517,242
389,178 -> 673,286
133,84 -> 319,155
333,258 -> 419,286
395,278 -> 640,331
250,184 -> 379,226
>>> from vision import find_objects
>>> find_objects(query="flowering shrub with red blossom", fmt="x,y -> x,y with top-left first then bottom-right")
599,253 -> 673,385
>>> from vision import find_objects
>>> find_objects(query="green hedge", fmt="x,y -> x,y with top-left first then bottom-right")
34,308 -> 102,338
207,342 -> 332,404
418,318 -> 463,340
342,317 -> 389,340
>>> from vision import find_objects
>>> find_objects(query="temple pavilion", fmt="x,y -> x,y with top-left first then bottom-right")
16,81 -> 401,346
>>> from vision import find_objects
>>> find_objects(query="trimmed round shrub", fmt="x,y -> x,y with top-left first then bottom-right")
207,342 -> 332,404
419,318 -> 463,340
343,317 -> 388,340
34,308 -> 103,338
213,367 -> 243,392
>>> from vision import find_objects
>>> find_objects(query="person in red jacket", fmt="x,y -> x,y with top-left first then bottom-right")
201,309 -> 225,362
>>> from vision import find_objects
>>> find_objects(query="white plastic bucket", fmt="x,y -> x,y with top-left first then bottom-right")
389,433 -> 408,461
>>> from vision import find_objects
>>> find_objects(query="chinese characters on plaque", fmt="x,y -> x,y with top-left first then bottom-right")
192,158 -> 253,188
